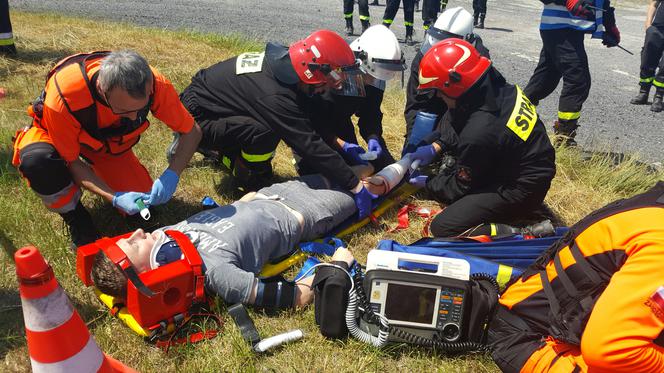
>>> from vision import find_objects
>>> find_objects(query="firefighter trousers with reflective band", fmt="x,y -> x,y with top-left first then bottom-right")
473,0 -> 487,14
383,0 -> 415,27
524,29 -> 591,123
429,188 -> 550,238
344,0 -> 370,22
488,183 -> 664,372
190,108 -> 279,191
1,0 -> 13,46
12,125 -> 153,214
422,0 -> 444,28
639,25 -> 664,91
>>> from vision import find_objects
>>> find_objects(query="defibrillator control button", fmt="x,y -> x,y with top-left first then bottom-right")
441,323 -> 460,342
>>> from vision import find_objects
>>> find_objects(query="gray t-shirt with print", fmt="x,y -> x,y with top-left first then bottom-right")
157,175 -> 356,304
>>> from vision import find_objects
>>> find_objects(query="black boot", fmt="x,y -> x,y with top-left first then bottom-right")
553,119 -> 579,147
361,20 -> 370,33
405,26 -> 414,45
630,85 -> 651,105
651,91 -> 663,112
371,0 -> 378,5
473,13 -> 479,27
345,18 -> 354,36
415,0 -> 420,12
522,220 -> 556,238
60,202 -> 99,249
0,44 -> 16,56
477,13 -> 485,29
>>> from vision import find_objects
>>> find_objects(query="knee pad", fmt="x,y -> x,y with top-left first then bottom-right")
18,142 -> 72,195
254,275 -> 296,312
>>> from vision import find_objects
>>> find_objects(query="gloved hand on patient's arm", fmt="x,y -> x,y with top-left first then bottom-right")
113,191 -> 150,215
405,144 -> 439,168
147,169 -> 180,206
352,182 -> 377,219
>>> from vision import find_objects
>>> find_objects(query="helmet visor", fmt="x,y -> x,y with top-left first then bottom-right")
420,27 -> 461,54
368,56 -> 407,81
328,67 -> 366,97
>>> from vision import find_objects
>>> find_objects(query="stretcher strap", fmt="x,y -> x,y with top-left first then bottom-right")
387,203 -> 440,236
154,312 -> 223,353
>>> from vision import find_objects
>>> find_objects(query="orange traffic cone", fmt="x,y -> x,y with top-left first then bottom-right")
15,246 -> 138,373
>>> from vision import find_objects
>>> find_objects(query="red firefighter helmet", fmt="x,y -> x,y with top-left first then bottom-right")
417,39 -> 491,99
289,29 -> 365,95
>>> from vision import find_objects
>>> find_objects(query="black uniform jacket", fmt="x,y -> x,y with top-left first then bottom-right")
426,67 -> 556,205
184,45 -> 359,190
404,35 -> 491,140
309,84 -> 385,144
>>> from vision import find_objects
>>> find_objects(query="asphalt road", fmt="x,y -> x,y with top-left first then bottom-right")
10,0 -> 664,162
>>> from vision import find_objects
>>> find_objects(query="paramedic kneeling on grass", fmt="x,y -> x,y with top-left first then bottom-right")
11,50 -> 202,248
405,39 -> 555,237
90,174 -> 370,310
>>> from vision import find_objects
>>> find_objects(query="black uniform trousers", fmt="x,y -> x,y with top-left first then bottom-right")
422,0 -> 444,29
524,29 -> 591,121
473,0 -> 487,14
182,95 -> 280,191
639,26 -> 664,91
344,0 -> 370,22
429,189 -> 549,237
1,0 -> 14,47
383,0 -> 415,27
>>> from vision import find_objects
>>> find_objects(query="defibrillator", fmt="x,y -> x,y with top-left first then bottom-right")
360,250 -> 470,342
345,250 -> 498,351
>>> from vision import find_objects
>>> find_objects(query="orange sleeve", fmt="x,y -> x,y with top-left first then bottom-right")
581,231 -> 664,371
149,67 -> 194,133
42,88 -> 82,162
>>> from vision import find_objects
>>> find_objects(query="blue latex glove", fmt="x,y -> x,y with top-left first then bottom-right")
147,169 -> 180,206
342,142 -> 368,166
407,144 -> 438,167
113,191 -> 150,215
353,186 -> 374,219
367,138 -> 383,157
409,175 -> 429,188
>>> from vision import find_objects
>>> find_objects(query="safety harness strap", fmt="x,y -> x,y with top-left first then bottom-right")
539,270 -> 560,316
568,241 -> 602,284
553,252 -> 578,298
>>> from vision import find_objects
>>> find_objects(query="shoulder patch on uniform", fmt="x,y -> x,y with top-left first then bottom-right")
506,85 -> 537,142
236,52 -> 265,75
645,286 -> 664,323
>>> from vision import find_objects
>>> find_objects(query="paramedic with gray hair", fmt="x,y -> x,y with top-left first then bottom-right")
11,49 -> 202,248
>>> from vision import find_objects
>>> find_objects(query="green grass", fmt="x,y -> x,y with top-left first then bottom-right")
1,11 -> 662,373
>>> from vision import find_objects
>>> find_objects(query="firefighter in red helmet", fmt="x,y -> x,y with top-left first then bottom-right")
404,39 -> 556,238
179,30 -> 376,218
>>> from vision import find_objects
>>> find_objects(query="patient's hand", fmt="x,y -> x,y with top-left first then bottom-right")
362,176 -> 388,196
331,247 -> 355,267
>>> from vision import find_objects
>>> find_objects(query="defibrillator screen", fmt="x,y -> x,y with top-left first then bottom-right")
384,283 -> 437,325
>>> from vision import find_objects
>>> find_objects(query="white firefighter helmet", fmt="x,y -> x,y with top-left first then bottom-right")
350,25 -> 406,82
421,7 -> 475,54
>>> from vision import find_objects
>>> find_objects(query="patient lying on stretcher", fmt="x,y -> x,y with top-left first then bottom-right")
90,159 -> 414,311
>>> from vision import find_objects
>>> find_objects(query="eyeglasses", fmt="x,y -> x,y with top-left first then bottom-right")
102,90 -> 152,115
